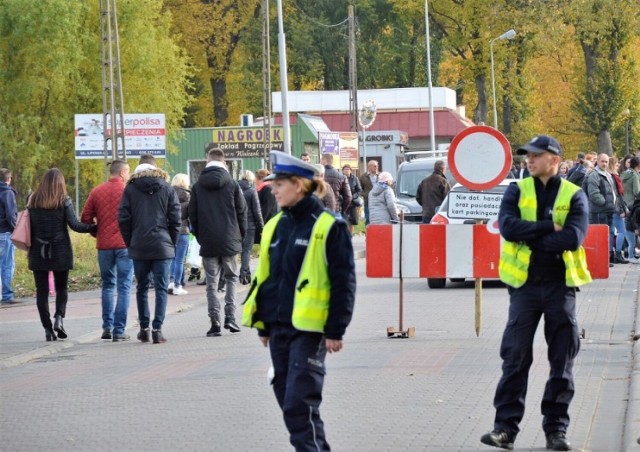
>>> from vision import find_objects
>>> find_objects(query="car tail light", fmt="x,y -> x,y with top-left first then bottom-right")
430,213 -> 448,224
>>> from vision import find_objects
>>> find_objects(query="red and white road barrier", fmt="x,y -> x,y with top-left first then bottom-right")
366,224 -> 609,280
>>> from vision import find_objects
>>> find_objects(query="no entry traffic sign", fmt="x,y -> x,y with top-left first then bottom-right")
448,126 -> 512,191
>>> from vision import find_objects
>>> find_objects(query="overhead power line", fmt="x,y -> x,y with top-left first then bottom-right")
290,1 -> 349,28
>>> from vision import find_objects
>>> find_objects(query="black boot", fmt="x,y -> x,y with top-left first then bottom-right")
207,316 -> 221,337
615,250 -> 629,264
45,328 -> 57,342
224,306 -> 240,333
53,314 -> 67,339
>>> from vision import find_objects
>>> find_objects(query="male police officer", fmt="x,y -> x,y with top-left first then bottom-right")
481,135 -> 591,451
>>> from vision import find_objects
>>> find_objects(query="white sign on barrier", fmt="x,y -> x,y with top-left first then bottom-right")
447,191 -> 503,220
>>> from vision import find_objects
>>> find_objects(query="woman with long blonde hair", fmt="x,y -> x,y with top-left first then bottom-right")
168,173 -> 191,295
28,168 -> 96,341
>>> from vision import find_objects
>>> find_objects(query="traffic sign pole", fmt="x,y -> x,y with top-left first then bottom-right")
447,125 -> 512,336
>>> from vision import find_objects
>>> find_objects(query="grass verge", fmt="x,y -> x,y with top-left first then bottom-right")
12,232 -> 101,299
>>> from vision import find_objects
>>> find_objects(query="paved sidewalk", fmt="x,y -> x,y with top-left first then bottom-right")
0,237 -> 638,451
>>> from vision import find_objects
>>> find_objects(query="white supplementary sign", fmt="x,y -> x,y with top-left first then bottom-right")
74,113 -> 166,159
447,191 -> 504,220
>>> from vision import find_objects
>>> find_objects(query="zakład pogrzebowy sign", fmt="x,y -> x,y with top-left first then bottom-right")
211,126 -> 285,158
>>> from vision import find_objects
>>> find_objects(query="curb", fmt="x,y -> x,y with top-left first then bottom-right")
623,286 -> 640,450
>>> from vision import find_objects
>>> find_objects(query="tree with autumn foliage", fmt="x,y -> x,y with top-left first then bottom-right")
0,0 -> 192,204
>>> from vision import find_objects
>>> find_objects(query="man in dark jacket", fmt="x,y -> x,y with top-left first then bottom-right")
585,153 -> 617,265
190,147 -> 247,337
416,160 -> 451,223
321,153 -> 352,214
118,157 -> 180,344
359,159 -> 378,224
0,168 -> 18,304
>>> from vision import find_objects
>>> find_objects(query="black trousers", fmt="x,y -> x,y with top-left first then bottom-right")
493,281 -> 580,437
269,324 -> 330,452
33,270 -> 69,330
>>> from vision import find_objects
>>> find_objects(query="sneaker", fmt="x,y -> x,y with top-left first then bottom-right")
168,282 -> 174,295
112,333 -> 131,342
546,432 -> 571,451
137,328 -> 150,343
480,430 -> 514,450
152,329 -> 166,344
628,256 -> 640,264
101,329 -> 112,340
173,286 -> 188,295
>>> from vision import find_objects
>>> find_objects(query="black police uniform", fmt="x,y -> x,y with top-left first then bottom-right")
493,175 -> 589,439
255,194 -> 356,451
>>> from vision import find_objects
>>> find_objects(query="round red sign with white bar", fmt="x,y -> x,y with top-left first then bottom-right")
448,125 -> 512,191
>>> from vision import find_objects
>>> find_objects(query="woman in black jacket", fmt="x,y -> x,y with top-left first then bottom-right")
238,170 -> 264,285
342,164 -> 362,233
28,168 -> 96,341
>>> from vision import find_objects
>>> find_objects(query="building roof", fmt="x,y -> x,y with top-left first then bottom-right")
316,110 -> 475,139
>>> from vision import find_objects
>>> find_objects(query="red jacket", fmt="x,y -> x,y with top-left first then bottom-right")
81,177 -> 127,250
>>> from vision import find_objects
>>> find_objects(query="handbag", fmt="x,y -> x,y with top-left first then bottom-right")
617,197 -> 630,216
11,209 -> 31,251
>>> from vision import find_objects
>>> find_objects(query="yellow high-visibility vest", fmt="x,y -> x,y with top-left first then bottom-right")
499,178 -> 592,288
242,210 -> 335,332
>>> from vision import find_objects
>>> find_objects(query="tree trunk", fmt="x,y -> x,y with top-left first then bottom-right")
503,97 -> 512,136
474,74 -> 488,125
597,129 -> 613,156
210,77 -> 228,126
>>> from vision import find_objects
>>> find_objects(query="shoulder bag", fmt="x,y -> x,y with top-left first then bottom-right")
11,208 -> 31,251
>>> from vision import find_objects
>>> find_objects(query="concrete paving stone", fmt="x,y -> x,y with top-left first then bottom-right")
0,251 -> 638,451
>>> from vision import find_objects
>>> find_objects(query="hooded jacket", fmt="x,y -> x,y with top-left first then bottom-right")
189,164 -> 247,257
239,179 -> 264,231
621,168 -> 640,207
368,183 -> 399,224
0,181 -> 17,233
118,168 -> 181,260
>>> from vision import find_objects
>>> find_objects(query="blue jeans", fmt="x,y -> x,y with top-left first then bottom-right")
0,232 -> 15,302
612,212 -> 627,252
170,233 -> 189,286
98,248 -> 133,335
133,258 -> 172,330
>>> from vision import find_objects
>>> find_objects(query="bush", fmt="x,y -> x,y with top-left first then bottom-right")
12,232 -> 101,298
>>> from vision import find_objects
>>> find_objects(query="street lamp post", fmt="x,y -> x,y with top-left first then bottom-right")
490,29 -> 516,130
425,0 -> 436,153
624,108 -> 631,154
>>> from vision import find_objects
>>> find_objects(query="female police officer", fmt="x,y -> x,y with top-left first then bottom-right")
243,151 -> 356,451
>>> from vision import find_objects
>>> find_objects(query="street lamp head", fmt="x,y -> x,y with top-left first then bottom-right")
498,29 -> 516,41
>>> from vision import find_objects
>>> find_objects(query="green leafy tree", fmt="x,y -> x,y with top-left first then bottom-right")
0,0 -> 192,204
566,0 -> 640,155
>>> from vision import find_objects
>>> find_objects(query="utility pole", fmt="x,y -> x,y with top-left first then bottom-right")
262,0 -> 272,168
348,5 -> 358,133
100,0 -> 127,171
